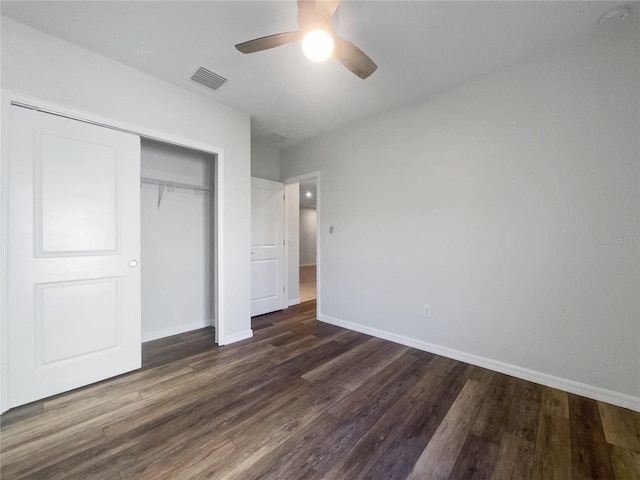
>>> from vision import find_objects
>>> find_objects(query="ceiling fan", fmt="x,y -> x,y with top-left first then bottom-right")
235,0 -> 377,79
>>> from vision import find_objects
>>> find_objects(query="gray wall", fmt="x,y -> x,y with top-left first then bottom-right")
281,23 -> 640,405
251,143 -> 281,181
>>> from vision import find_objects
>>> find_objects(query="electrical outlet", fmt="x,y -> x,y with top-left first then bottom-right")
423,304 -> 431,318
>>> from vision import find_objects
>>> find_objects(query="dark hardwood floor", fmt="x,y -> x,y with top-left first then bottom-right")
1,300 -> 639,479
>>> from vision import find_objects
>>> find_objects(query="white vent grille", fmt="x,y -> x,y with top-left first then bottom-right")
190,67 -> 227,91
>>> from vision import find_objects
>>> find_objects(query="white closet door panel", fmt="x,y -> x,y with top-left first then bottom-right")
252,259 -> 278,300
251,177 -> 285,316
7,106 -> 141,408
252,184 -> 279,246
37,278 -> 120,365
38,132 -> 119,254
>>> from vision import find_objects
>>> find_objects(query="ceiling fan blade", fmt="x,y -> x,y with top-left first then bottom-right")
315,0 -> 341,17
235,31 -> 301,54
334,37 -> 377,79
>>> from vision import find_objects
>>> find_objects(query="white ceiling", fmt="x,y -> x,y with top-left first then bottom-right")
1,1 -> 632,148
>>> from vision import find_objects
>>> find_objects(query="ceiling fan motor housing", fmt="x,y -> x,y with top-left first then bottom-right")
298,3 -> 334,35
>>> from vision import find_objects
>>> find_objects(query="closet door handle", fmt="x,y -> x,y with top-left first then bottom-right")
128,260 -> 138,268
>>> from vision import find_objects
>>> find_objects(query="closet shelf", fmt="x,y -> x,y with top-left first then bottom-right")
140,176 -> 211,193
140,176 -> 211,209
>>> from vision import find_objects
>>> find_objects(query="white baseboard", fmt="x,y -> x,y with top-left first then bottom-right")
318,313 -> 640,412
288,298 -> 301,307
300,263 -> 316,267
142,319 -> 213,343
219,329 -> 253,346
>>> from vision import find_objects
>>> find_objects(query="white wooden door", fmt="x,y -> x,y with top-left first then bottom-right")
7,106 -> 142,408
251,177 -> 286,316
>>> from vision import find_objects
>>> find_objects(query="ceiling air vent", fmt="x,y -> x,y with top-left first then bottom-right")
190,66 -> 227,91
253,131 -> 288,147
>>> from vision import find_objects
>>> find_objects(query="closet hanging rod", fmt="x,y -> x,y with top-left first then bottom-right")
140,177 -> 211,193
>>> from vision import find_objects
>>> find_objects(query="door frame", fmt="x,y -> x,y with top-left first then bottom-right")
0,91 -> 226,413
283,171 -> 321,315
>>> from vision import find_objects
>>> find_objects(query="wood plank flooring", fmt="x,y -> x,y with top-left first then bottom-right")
299,265 -> 317,303
1,300 -> 639,479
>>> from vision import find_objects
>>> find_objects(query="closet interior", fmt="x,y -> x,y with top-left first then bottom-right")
140,138 -> 216,342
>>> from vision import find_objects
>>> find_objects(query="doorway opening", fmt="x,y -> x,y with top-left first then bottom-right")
299,180 -> 317,303
285,172 -> 321,314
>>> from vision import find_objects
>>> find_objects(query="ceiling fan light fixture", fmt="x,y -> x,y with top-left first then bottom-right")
235,0 -> 377,78
301,29 -> 334,62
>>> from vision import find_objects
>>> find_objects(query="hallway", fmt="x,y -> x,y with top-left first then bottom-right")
299,265 -> 316,303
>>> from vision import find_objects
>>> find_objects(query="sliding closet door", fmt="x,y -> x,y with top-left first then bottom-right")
7,106 -> 142,408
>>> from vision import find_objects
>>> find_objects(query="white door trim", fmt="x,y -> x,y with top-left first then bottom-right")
0,91 -> 226,413
283,172 -> 321,315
